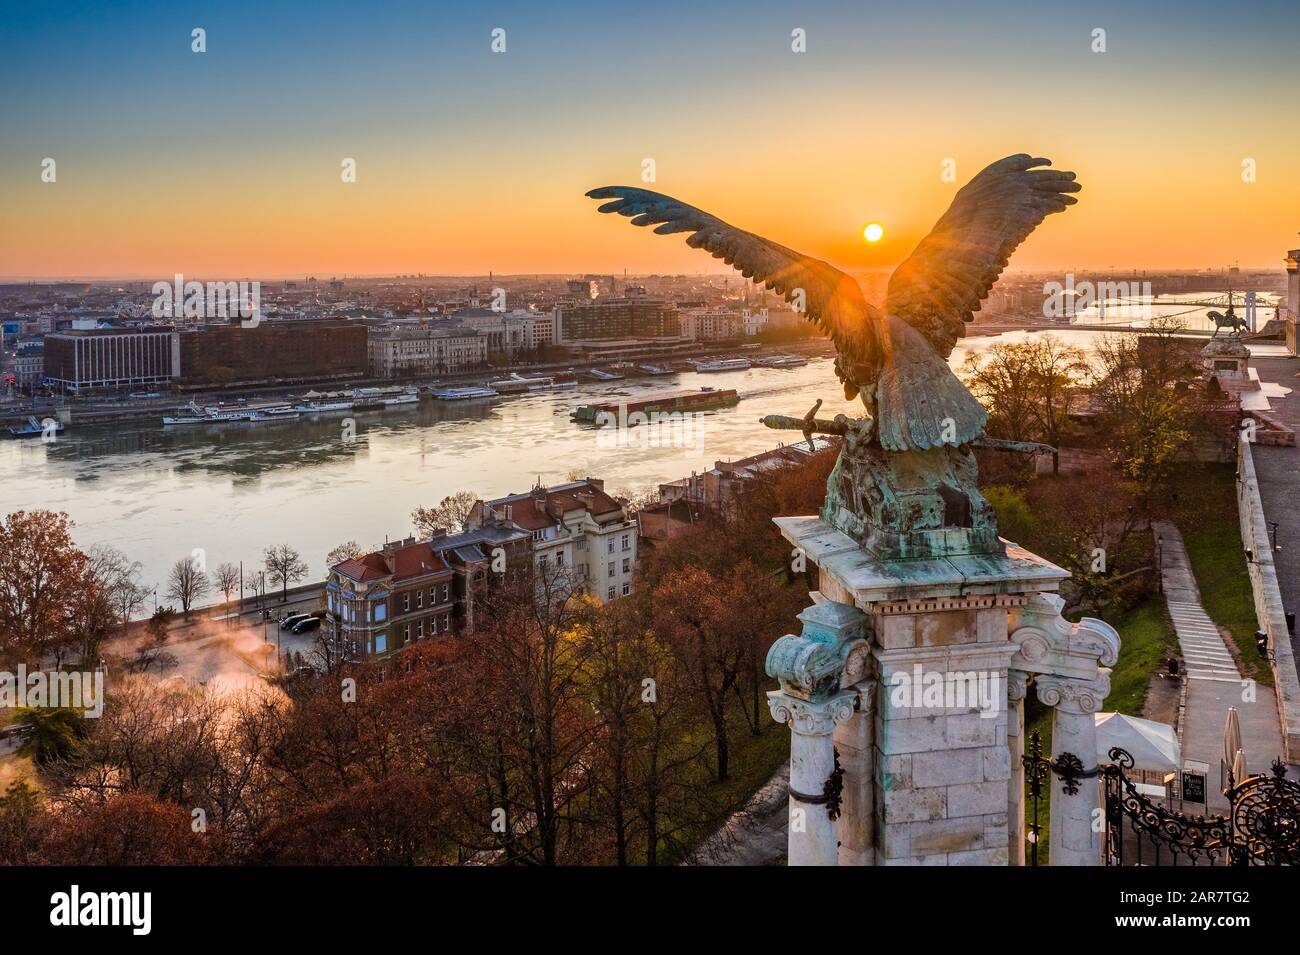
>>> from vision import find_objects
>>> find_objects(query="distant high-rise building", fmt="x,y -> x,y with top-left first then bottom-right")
43,326 -> 178,392
554,298 -> 679,343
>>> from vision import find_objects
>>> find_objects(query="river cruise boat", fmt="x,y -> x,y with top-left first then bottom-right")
588,368 -> 624,380
689,357 -> 751,372
571,387 -> 739,423
488,373 -> 578,394
636,363 -> 674,376
351,387 -> 420,411
432,386 -> 499,401
164,402 -> 263,426
295,398 -> 355,414
755,354 -> 809,368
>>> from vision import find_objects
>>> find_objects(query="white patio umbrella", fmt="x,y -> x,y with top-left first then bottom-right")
1232,749 -> 1249,786
1094,712 -> 1181,772
1224,708 -> 1243,770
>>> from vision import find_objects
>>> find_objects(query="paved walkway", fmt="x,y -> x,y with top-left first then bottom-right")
1154,521 -> 1283,811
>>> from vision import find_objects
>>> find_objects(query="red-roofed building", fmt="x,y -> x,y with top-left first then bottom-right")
326,537 -> 456,659
466,477 -> 638,603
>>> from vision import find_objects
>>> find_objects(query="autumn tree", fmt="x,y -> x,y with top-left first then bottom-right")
653,565 -> 749,781
0,781 -> 48,865
472,564 -> 601,864
579,595 -> 715,864
412,490 -> 479,537
962,335 -> 1089,471
263,544 -> 308,602
1091,320 -> 1206,500
1005,471 -> 1148,616
40,794 -> 211,865
0,510 -> 98,666
325,540 -> 363,568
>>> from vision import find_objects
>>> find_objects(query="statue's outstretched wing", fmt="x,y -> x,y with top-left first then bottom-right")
887,155 -> 1081,357
585,187 -> 880,372
586,185 -> 989,451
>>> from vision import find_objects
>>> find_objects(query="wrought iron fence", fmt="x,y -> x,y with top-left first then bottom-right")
1023,729 -> 1300,866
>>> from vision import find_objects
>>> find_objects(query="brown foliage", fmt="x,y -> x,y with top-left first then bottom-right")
40,794 -> 211,865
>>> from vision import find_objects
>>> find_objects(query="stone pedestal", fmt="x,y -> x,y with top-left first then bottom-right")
768,690 -> 857,866
1201,336 -> 1254,396
768,517 -> 1119,866
773,516 -> 1071,866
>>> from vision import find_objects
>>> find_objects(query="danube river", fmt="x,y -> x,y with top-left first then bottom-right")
0,326 -> 1242,590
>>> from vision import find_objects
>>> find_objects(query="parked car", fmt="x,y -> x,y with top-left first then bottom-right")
279,612 -> 311,630
290,616 -> 322,634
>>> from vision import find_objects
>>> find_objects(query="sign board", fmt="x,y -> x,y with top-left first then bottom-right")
1182,759 -> 1210,804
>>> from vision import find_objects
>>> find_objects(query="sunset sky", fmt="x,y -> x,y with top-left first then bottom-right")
2,0 -> 1299,279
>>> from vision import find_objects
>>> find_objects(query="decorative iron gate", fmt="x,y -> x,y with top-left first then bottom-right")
1023,730 -> 1300,866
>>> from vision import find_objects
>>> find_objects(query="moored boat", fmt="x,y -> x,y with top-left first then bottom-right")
7,415 -> 64,438
571,387 -> 739,423
432,386 -> 499,401
688,357 -> 751,372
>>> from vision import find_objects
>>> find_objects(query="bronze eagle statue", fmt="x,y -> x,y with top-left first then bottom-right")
586,154 -> 1080,453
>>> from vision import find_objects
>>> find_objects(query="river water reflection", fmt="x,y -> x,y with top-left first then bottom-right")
0,326 -> 1225,588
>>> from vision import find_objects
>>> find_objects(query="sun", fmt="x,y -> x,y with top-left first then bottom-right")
863,222 -> 884,243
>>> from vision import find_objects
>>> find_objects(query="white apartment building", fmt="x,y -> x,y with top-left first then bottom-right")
466,478 -> 638,603
680,305 -> 742,342
367,326 -> 488,378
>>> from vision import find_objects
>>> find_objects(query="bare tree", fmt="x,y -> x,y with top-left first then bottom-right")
211,562 -> 240,623
164,555 -> 209,619
264,544 -> 308,602
411,490 -> 478,537
87,544 -> 149,627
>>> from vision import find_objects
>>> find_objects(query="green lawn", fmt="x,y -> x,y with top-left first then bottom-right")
1167,464 -> 1269,685
1104,594 -> 1178,715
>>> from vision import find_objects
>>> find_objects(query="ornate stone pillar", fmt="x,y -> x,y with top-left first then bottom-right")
769,690 -> 858,866
765,598 -> 868,867
1006,669 -> 1029,865
1037,672 -> 1111,866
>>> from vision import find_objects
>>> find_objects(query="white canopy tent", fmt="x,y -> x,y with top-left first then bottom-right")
1094,712 -> 1181,773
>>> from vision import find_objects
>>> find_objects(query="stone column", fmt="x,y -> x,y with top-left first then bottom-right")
768,689 -> 857,866
1036,672 -> 1111,866
834,682 -> 873,865
1006,669 -> 1029,865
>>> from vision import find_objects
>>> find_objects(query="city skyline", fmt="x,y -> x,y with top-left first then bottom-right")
3,0 -> 1300,279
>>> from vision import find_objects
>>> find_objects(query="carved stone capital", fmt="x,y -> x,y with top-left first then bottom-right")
768,689 -> 858,736
1007,669 -> 1031,703
1010,592 -> 1120,680
1035,671 -> 1111,716
766,599 -> 867,699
